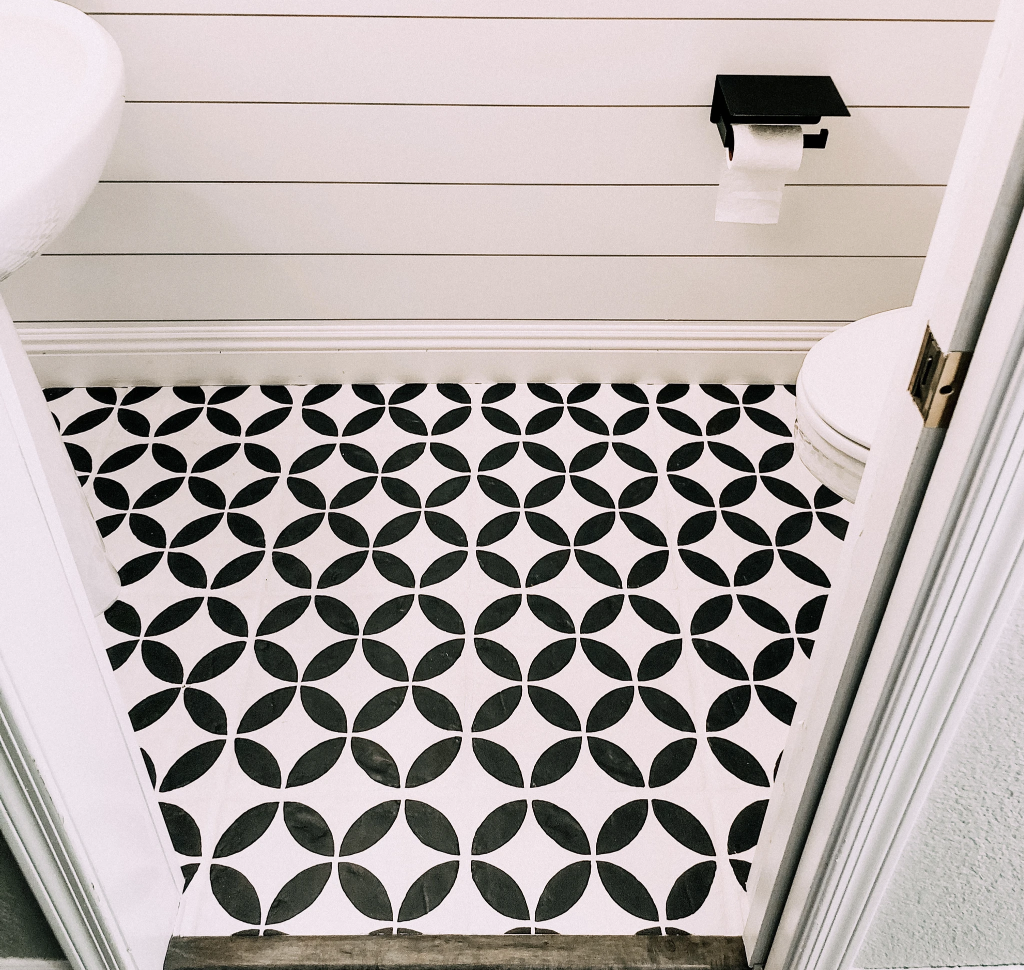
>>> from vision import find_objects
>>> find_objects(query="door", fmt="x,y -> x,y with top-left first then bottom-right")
744,0 -> 1024,966
0,297 -> 181,970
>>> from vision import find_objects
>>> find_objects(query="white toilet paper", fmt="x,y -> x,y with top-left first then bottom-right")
715,124 -> 804,224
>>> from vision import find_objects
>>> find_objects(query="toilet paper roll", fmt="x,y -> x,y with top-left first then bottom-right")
715,124 -> 804,224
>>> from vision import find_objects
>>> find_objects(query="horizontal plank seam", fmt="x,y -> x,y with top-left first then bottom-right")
96,181 -> 950,186
121,100 -> 972,108
89,12 -> 994,20
39,253 -> 928,258
12,319 -> 856,325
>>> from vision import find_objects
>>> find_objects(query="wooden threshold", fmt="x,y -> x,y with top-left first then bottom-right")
164,935 -> 749,970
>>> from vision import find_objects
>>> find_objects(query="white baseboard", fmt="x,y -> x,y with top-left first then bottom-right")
16,320 -> 838,387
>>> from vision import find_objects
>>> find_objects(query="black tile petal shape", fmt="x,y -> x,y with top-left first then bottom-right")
398,861 -> 459,921
235,739 -> 282,789
338,862 -> 393,920
596,800 -> 648,854
737,596 -> 790,634
472,861 -> 530,920
184,688 -> 228,735
412,640 -> 464,681
405,800 -> 459,854
756,685 -> 797,725
652,801 -> 714,856
588,738 -> 644,787
351,738 -> 401,788
477,551 -> 521,588
238,688 -> 296,734
528,639 -> 576,680
778,550 -> 831,588
648,739 -> 697,788
160,803 -> 202,857
473,739 -> 524,788
301,638 -> 354,681
639,688 -> 695,732
530,686 -> 581,731
405,738 -> 462,788
587,687 -> 634,732
354,687 -> 408,732
598,862 -> 658,921
531,737 -> 583,788
472,801 -> 528,855
666,862 -> 717,920
473,687 -> 523,731
707,738 -> 770,788
413,686 -> 462,732
286,738 -> 347,788
284,802 -> 335,856
534,801 -> 590,854
581,595 -> 624,634
535,862 -> 591,921
207,598 -> 247,639
630,596 -> 680,635
339,801 -> 401,856
727,800 -> 769,855
420,595 -> 465,634
475,596 -> 522,635
637,640 -> 682,681
159,740 -> 224,792
753,638 -> 794,681
256,640 -> 298,682
705,686 -> 751,733
215,803 -> 279,858
210,865 -> 261,925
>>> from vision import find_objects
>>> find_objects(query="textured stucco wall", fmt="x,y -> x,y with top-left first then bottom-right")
856,596 -> 1024,968
0,826 -> 65,959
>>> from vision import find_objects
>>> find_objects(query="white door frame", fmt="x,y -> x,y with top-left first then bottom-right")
745,0 -> 1024,965
0,300 -> 181,970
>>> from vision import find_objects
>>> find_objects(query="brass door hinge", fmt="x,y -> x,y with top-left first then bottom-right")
909,324 -> 971,428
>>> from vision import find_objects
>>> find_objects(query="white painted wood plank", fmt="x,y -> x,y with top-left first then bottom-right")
104,104 -> 968,186
0,254 -> 922,322
51,183 -> 943,257
96,16 -> 989,106
68,0 -> 999,19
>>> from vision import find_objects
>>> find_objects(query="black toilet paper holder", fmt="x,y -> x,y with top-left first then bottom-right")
710,75 -> 850,151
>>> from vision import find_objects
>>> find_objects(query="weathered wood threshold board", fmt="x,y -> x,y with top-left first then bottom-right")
165,934 -> 748,970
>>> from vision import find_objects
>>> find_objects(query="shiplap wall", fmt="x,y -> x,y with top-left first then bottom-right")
1,0 -> 996,385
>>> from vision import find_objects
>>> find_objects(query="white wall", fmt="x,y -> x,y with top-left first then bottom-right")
0,0 -> 996,385
856,592 -> 1024,969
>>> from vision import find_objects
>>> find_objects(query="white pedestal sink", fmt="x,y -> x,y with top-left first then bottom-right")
0,0 -> 125,614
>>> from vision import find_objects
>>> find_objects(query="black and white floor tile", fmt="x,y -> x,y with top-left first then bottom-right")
47,383 -> 849,938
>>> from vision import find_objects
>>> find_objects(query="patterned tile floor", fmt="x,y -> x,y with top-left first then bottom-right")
47,383 -> 849,938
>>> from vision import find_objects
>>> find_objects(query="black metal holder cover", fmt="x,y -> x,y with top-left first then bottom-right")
710,74 -> 850,151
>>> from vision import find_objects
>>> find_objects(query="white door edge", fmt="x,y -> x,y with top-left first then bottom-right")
0,300 -> 181,970
744,0 -> 1024,962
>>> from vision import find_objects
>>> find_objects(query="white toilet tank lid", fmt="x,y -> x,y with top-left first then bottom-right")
800,307 -> 919,450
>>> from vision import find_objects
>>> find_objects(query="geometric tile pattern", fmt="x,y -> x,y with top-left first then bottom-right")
46,383 -> 849,937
